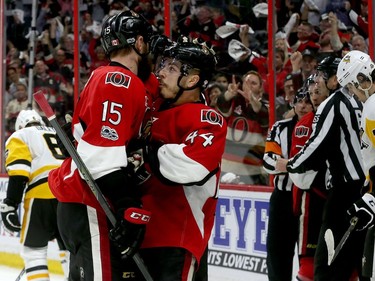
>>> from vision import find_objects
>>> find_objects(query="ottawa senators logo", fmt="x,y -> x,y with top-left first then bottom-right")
201,109 -> 224,127
105,72 -> 131,88
295,125 -> 310,138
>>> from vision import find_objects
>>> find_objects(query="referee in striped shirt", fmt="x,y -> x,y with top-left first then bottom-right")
276,55 -> 367,280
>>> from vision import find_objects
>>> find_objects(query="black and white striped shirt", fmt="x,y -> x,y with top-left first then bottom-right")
287,88 -> 365,186
263,116 -> 298,191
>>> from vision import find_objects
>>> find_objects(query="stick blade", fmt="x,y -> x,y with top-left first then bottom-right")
324,228 -> 335,266
33,90 -> 55,119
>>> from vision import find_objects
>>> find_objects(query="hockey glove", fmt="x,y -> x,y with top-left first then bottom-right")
109,199 -> 151,258
143,139 -> 163,173
0,198 -> 21,232
347,193 -> 375,231
126,152 -> 151,185
57,113 -> 75,157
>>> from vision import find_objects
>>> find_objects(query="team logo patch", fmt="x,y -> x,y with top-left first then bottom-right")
101,125 -> 119,141
295,125 -> 310,138
105,72 -> 131,88
201,109 -> 224,127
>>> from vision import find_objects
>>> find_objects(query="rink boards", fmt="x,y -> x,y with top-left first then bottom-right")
0,176 -> 298,280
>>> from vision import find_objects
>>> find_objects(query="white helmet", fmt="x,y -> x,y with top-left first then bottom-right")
15,109 -> 45,131
337,50 -> 375,89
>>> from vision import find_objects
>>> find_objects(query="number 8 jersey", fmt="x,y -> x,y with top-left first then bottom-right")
5,125 -> 65,200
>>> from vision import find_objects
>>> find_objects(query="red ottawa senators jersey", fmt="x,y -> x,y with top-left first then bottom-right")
48,63 -> 147,208
290,111 -> 314,157
140,102 -> 227,264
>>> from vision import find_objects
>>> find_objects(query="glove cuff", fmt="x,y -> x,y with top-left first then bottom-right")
363,193 -> 375,213
0,199 -> 17,212
124,207 -> 151,225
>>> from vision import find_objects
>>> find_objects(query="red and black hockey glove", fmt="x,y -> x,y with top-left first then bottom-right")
109,198 -> 151,258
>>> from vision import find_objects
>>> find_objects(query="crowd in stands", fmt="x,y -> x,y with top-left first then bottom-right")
3,0 -> 370,185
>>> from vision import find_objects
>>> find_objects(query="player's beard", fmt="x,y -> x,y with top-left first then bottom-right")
138,55 -> 152,82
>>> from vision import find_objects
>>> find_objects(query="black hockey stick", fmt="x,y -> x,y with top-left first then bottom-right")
15,267 -> 25,281
33,91 -> 154,281
324,216 -> 358,265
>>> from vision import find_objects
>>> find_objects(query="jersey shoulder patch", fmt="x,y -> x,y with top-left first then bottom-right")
201,108 -> 224,127
105,72 -> 131,88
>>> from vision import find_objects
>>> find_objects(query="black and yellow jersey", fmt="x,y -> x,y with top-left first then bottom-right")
5,125 -> 65,199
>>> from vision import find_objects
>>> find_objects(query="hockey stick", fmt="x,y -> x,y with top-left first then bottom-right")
33,91 -> 154,281
324,216 -> 358,265
15,267 -> 25,281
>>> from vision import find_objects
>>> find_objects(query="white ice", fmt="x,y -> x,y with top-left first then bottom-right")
0,265 -> 65,280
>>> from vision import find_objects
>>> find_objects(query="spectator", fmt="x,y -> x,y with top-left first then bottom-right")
89,45 -> 110,74
315,13 -> 344,62
33,59 -> 66,122
205,82 -> 225,110
216,71 -> 268,185
6,65 -> 28,104
134,0 -> 159,25
289,48 -> 318,93
288,21 -> 320,53
281,74 -> 297,119
275,33 -> 293,71
212,72 -> 230,90
351,34 -> 368,53
6,8 -> 28,51
227,40 -> 289,97
299,0 -> 327,27
324,0 -> 352,29
5,82 -> 29,121
181,5 -> 222,51
43,43 -> 74,83
346,0 -> 368,38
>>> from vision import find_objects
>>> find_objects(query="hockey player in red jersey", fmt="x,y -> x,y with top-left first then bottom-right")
138,36 -> 227,280
290,71 -> 329,281
47,11 -> 156,281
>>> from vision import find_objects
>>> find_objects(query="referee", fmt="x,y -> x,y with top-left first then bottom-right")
276,55 -> 367,280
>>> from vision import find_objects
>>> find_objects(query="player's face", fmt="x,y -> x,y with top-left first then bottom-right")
309,83 -> 328,110
294,98 -> 313,119
315,73 -> 331,97
157,58 -> 182,99
346,83 -> 370,102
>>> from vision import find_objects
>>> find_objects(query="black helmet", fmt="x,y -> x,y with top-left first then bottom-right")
294,87 -> 311,105
162,36 -> 217,88
316,56 -> 341,81
101,10 -> 154,55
